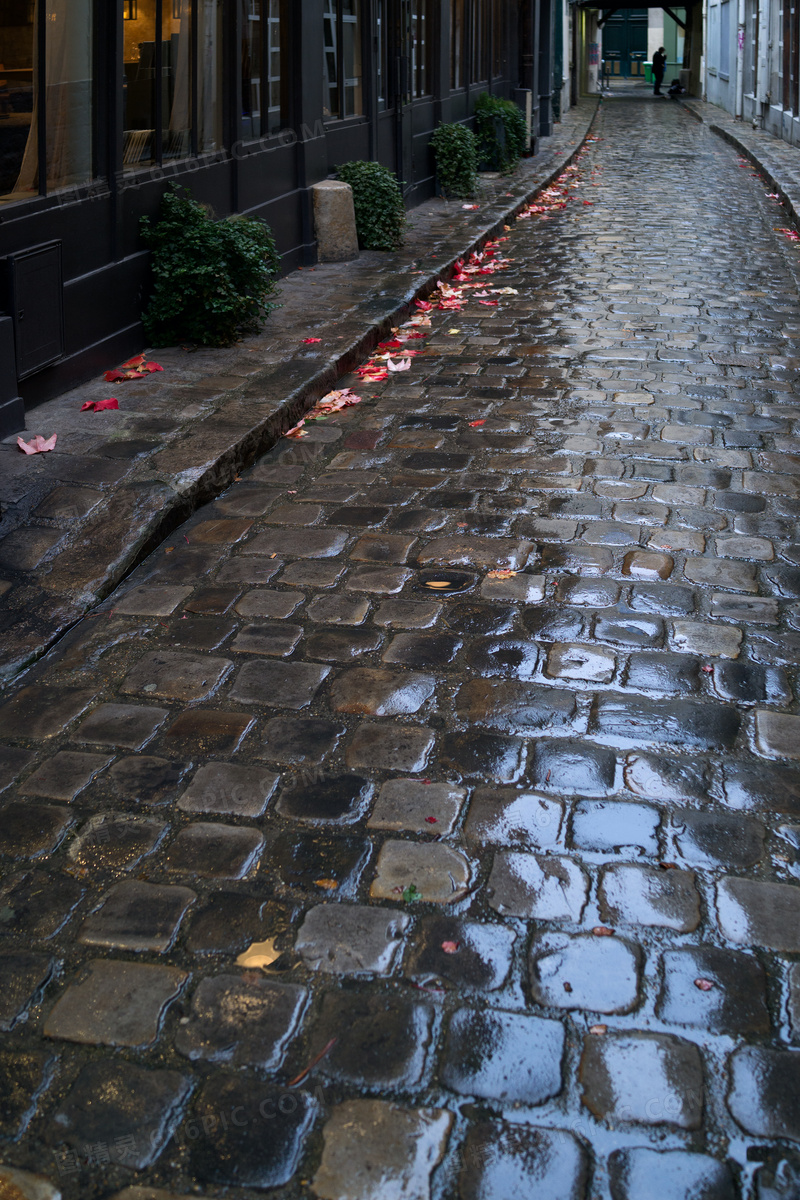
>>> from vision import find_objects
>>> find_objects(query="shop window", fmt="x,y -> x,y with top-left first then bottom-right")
376,0 -> 388,109
492,0 -> 505,77
123,0 -> 222,172
408,0 -> 432,97
323,0 -> 363,119
1,0 -> 95,204
471,0 -> 489,82
241,0 -> 283,140
719,0 -> 731,76
451,0 -> 464,87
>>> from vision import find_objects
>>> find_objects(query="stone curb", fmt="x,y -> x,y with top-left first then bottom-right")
0,98 -> 600,685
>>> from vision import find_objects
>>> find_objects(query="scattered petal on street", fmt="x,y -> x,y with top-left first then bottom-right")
16,433 -> 57,454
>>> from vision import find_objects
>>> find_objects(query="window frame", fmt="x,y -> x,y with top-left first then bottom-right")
240,0 -> 286,143
323,0 -> 366,122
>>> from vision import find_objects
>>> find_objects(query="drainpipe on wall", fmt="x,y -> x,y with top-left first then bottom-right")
734,0 -> 745,117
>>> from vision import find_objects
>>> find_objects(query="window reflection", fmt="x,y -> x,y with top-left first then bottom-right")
323,0 -> 362,119
242,0 -> 282,140
451,0 -> 464,88
1,0 -> 94,202
123,0 -> 221,170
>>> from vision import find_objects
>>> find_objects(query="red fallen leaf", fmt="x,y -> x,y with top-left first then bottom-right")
17,432 -> 57,454
379,341 -> 404,350
592,926 -> 615,937
469,419 -> 486,427
143,361 -> 164,373
442,941 -> 460,954
582,200 -> 594,205
103,369 -> 126,382
81,398 -> 119,412
694,978 -> 714,991
121,353 -> 146,369
701,665 -> 713,673
303,337 -> 322,344
425,816 -> 438,825
422,779 -> 432,785
479,300 -> 498,307
415,300 -> 433,311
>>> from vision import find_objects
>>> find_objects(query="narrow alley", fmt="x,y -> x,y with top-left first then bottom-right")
1,94 -> 800,1200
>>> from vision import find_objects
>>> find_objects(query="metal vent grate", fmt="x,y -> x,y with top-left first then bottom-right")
8,241 -> 65,380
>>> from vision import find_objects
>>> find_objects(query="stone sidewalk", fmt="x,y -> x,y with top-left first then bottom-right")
0,99 -> 598,687
683,96 -> 800,239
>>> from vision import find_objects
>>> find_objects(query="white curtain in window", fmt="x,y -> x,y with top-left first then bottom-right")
198,0 -> 222,151
15,0 -> 92,193
167,0 -> 221,157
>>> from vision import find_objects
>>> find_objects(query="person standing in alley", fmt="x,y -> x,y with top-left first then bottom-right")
653,47 -> 667,95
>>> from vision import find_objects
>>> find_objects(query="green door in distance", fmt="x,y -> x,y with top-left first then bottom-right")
602,9 -> 649,77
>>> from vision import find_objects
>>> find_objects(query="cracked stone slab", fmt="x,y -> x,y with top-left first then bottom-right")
174,975 -> 307,1068
0,1168 -> 61,1200
716,876 -> 800,950
462,788 -> 564,849
458,1121 -> 589,1200
599,865 -> 701,933
122,651 -> 232,702
608,1149 -> 736,1200
529,932 -> 642,1015
19,751 -> 114,800
47,1060 -> 192,1170
176,762 -> 279,817
0,686 -> 97,740
370,840 -> 472,903
44,960 -> 187,1048
78,881 -> 196,952
417,537 -> 533,569
313,1100 -> 453,1200
0,952 -> 56,1031
580,1031 -> 704,1129
295,903 -> 410,974
188,1074 -> 317,1189
230,660 -> 331,709
488,852 -> 589,920
367,779 -> 466,835
727,1047 -> 800,1140
330,668 -> 436,716
441,1007 -> 565,1105
73,703 -> 170,749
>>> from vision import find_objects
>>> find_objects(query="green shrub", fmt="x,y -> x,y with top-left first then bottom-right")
430,122 -> 478,198
336,160 -> 405,250
140,184 -> 281,347
474,92 -> 529,173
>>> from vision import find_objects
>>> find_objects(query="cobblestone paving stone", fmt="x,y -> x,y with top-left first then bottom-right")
4,94 -> 800,1199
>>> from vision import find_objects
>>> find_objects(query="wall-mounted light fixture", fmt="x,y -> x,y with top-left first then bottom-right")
123,0 -> 138,19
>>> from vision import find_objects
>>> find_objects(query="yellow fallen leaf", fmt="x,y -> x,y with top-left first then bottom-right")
448,328 -> 461,334
486,569 -> 518,580
314,878 -> 339,890
235,938 -> 281,969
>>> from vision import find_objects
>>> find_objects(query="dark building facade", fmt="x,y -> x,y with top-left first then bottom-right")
0,0 -> 558,438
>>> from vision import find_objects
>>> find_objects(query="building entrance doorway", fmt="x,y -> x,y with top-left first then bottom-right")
602,8 -> 648,76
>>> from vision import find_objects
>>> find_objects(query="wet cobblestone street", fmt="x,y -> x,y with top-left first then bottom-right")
3,94 -> 800,1199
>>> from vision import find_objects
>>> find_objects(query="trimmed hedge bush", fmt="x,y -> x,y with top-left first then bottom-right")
141,184 -> 281,347
430,122 -> 478,198
474,92 -> 529,173
337,160 -> 406,250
